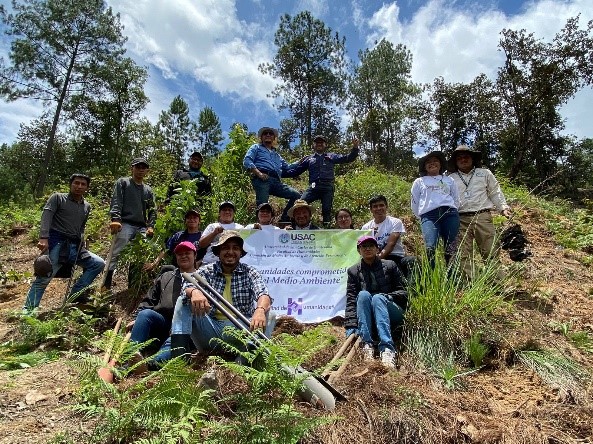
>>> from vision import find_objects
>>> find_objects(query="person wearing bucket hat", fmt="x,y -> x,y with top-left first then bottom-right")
170,230 -> 275,357
126,241 -> 200,373
165,151 -> 212,204
448,144 -> 511,280
411,151 -> 460,267
284,135 -> 359,227
104,158 -> 156,290
199,201 -> 244,265
285,199 -> 320,230
245,202 -> 280,230
143,208 -> 203,273
243,126 -> 301,223
24,174 -> 105,311
343,235 -> 408,369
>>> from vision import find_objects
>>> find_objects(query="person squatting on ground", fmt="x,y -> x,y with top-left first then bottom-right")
165,151 -> 212,204
24,174 -> 105,311
411,152 -> 460,267
244,202 -> 280,230
284,135 -> 359,227
170,230 -> 274,358
243,126 -> 301,223
285,199 -> 320,230
361,195 -> 415,280
344,235 -> 408,369
448,145 -> 511,280
126,241 -> 199,372
104,158 -> 156,290
199,201 -> 244,265
143,208 -> 203,274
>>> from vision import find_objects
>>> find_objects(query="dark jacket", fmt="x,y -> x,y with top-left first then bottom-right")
284,148 -> 358,183
166,168 -> 212,201
344,258 -> 408,329
134,269 -> 183,322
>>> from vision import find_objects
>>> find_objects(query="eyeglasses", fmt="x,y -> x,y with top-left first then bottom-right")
337,215 -> 351,220
359,244 -> 377,250
262,131 -> 274,136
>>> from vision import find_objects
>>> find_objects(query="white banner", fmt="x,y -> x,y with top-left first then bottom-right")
239,229 -> 369,323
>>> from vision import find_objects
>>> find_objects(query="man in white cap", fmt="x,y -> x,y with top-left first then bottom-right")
448,145 -> 511,280
243,126 -> 300,223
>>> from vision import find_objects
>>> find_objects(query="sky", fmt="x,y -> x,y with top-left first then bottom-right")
0,0 -> 591,147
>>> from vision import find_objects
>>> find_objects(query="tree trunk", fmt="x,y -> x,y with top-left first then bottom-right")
35,42 -> 79,197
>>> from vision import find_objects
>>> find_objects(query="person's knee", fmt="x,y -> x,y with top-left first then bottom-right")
356,290 -> 372,307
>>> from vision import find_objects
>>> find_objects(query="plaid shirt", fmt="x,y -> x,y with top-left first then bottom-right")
182,261 -> 270,318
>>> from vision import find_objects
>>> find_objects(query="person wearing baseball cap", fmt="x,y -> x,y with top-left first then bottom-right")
104,156 -> 156,290
448,144 -> 511,280
143,208 -> 203,273
199,201 -> 244,265
343,235 -> 408,369
243,126 -> 301,223
284,135 -> 359,227
165,151 -> 212,204
170,230 -> 275,359
127,241 -> 199,373
245,202 -> 280,230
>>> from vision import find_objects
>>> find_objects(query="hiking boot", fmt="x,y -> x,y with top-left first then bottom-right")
380,349 -> 397,369
361,343 -> 375,361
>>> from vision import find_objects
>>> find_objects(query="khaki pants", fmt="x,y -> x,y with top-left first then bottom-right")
458,211 -> 501,280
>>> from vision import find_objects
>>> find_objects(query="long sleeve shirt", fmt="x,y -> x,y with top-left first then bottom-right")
411,175 -> 459,217
243,143 -> 291,178
450,168 -> 509,213
109,177 -> 156,227
284,147 -> 359,183
39,193 -> 90,240
134,269 -> 183,321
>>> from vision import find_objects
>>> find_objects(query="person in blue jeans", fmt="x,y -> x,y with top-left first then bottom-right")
126,241 -> 199,373
285,135 -> 358,227
243,126 -> 301,223
170,230 -> 275,359
24,174 -> 105,311
411,151 -> 460,267
344,235 -> 408,369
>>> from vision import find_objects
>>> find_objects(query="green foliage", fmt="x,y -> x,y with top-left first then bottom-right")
197,106 -> 223,157
463,332 -> 489,368
205,325 -> 335,444
72,333 -> 213,443
0,349 -> 59,370
516,349 -> 590,403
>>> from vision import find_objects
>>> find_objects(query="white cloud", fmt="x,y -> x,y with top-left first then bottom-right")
0,100 -> 38,144
364,0 -> 593,138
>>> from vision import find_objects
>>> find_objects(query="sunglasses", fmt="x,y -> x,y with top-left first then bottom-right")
262,131 -> 275,136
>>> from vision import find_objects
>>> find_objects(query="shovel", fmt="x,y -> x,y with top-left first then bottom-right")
182,272 -> 346,411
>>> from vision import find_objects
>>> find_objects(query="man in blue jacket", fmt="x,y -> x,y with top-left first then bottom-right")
243,127 -> 301,223
286,135 -> 358,227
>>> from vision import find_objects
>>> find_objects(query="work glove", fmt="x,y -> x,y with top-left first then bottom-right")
345,328 -> 358,338
109,221 -> 122,234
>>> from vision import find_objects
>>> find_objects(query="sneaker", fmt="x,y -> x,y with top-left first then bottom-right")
380,349 -> 397,369
361,343 -> 375,361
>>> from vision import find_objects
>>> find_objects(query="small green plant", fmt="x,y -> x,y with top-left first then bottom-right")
438,354 -> 463,390
516,349 -> 590,403
0,348 -> 60,370
464,332 -> 489,368
204,325 -> 336,444
567,331 -> 593,353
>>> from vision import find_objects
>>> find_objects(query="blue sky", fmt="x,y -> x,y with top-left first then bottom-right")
0,0 -> 591,147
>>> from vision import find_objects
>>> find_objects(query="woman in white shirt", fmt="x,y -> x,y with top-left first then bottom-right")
411,151 -> 460,267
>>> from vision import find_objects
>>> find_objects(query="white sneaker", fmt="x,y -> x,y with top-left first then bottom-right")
361,343 -> 375,361
380,349 -> 397,369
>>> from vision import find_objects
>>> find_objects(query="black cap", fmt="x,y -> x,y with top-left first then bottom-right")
131,157 -> 150,168
184,208 -> 201,218
219,201 -> 235,211
189,151 -> 203,159
313,134 -> 327,142
256,202 -> 274,216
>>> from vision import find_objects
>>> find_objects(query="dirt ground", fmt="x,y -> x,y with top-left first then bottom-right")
0,212 -> 592,443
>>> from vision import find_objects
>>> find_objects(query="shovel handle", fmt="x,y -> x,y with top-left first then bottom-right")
322,333 -> 357,378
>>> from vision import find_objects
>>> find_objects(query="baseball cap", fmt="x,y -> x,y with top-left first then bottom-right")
131,157 -> 150,168
219,201 -> 235,211
357,235 -> 378,247
173,241 -> 197,253
184,208 -> 201,218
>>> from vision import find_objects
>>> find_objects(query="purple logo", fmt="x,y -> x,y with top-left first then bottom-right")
287,298 -> 303,315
